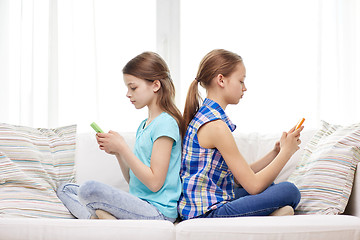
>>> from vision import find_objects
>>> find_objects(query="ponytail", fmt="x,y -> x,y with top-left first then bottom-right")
182,79 -> 202,137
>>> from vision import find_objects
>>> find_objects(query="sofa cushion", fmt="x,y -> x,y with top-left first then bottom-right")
0,123 -> 76,218
0,218 -> 175,240
175,215 -> 360,240
288,120 -> 360,214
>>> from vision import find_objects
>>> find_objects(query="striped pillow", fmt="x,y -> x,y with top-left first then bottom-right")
288,120 -> 360,215
0,123 -> 76,218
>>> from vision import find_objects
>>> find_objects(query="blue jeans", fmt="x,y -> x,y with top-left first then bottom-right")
199,182 -> 301,218
56,180 -> 176,222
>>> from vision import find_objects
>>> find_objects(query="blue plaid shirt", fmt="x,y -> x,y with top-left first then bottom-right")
178,98 -> 237,220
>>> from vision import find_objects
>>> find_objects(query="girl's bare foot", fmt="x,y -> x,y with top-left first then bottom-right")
95,210 -> 117,219
270,206 -> 294,216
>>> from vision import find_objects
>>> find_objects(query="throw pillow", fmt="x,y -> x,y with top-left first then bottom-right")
288,120 -> 360,215
0,123 -> 77,218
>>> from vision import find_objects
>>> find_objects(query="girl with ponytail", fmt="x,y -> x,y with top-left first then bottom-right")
179,49 -> 303,220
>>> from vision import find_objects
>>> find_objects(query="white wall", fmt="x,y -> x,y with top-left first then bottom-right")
0,0 -> 359,134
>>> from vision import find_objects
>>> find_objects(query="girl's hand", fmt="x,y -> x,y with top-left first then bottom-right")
273,141 -> 281,154
279,126 -> 304,157
96,130 -> 126,155
273,123 -> 298,154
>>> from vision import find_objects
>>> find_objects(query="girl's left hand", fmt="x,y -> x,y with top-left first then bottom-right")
273,141 -> 281,154
96,130 -> 126,155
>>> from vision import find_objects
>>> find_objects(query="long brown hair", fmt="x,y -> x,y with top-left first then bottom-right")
182,49 -> 243,136
123,52 -> 183,134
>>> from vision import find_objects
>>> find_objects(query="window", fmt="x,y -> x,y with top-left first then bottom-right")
180,0 -> 319,133
1,0 -> 359,134
58,0 -> 157,132
0,0 -> 157,133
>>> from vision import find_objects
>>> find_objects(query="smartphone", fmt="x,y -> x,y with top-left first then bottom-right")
90,122 -> 104,133
295,118 -> 305,130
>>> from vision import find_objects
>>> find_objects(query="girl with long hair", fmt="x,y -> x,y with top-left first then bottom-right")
57,52 -> 183,222
179,49 -> 302,220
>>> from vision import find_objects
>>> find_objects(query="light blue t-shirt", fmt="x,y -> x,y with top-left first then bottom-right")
129,112 -> 181,219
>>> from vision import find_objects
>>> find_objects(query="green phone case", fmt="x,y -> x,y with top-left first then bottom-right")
90,122 -> 104,133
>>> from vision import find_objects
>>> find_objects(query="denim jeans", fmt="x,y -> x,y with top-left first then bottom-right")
56,180 -> 176,222
199,182 -> 301,218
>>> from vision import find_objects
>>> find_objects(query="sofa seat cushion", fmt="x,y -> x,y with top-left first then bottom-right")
0,218 -> 175,240
175,215 -> 360,240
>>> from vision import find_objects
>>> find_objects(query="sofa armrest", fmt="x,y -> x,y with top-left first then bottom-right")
344,162 -> 360,217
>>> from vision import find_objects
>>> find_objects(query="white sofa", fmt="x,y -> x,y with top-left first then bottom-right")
1,129 -> 360,240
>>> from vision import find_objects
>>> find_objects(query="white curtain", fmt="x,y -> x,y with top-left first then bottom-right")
0,0 -> 359,133
0,0 -> 51,127
0,0 -> 101,130
318,0 -> 360,125
180,0 -> 360,133
0,0 -> 156,132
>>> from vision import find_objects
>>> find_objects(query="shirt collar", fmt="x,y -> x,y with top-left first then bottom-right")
203,98 -> 237,132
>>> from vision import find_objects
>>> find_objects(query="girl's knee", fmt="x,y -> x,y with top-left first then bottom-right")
78,180 -> 103,203
281,182 -> 301,205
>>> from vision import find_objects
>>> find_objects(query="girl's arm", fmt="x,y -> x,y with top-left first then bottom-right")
250,125 -> 298,173
234,143 -> 279,185
250,141 -> 280,173
97,131 -> 173,192
197,120 -> 302,195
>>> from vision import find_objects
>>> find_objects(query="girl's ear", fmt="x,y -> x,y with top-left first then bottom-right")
215,74 -> 225,88
153,80 -> 161,93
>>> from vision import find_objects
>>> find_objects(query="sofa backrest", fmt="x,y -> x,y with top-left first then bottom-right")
75,130 -> 316,188
75,129 -> 360,216
75,132 -> 134,190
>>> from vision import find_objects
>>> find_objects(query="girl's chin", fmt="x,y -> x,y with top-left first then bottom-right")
133,104 -> 145,109
231,98 -> 241,105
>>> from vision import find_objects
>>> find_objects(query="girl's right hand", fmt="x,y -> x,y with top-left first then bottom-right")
279,126 -> 304,157
96,130 -> 126,155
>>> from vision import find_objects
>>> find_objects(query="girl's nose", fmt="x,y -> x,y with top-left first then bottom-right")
243,84 -> 247,92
